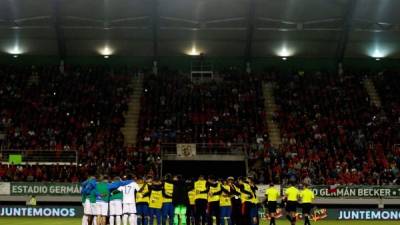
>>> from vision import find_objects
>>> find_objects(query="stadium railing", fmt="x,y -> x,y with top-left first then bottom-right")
0,149 -> 78,165
161,143 -> 247,156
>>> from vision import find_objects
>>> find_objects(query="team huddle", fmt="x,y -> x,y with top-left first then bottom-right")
81,174 -> 315,225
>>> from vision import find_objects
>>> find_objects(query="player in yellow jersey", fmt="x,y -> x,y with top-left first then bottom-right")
149,178 -> 164,225
220,179 -> 232,225
238,177 -> 254,225
284,182 -> 300,225
248,177 -> 259,225
264,183 -> 280,225
207,175 -> 221,225
299,184 -> 314,225
194,175 -> 208,225
137,176 -> 151,225
162,174 -> 174,225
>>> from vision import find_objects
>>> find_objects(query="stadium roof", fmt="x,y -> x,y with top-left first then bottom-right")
1,0 -> 400,60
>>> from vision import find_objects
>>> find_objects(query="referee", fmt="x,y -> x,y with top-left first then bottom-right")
284,182 -> 300,225
299,184 -> 315,225
264,183 -> 280,225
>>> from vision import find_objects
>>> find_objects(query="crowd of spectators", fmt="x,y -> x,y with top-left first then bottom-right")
0,66 -> 399,185
137,73 -> 267,153
249,72 -> 400,185
373,71 -> 400,152
0,66 -> 159,181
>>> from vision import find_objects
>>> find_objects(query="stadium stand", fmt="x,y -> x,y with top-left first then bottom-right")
266,72 -> 399,185
137,73 -> 267,153
0,66 -> 160,181
0,67 -> 399,184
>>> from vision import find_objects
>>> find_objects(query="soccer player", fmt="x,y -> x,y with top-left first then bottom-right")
219,179 -> 232,225
284,182 -> 300,225
81,177 -> 95,225
162,174 -> 175,225
264,183 -> 280,225
172,175 -> 188,225
95,175 -> 111,225
248,177 -> 259,225
194,175 -> 208,225
110,177 -> 124,225
186,179 -> 196,225
149,178 -> 164,225
137,176 -> 151,225
228,177 -> 241,225
89,182 -> 98,225
207,176 -> 221,225
238,177 -> 254,225
118,174 -> 141,225
299,184 -> 314,225
95,175 -> 133,225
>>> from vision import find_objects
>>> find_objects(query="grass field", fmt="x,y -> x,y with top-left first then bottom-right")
0,218 -> 399,225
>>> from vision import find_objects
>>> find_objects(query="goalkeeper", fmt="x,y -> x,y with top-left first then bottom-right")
172,175 -> 189,225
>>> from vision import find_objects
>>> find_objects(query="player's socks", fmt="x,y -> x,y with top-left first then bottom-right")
180,213 -> 187,225
291,216 -> 296,225
143,216 -> 149,225
123,214 -> 129,225
93,216 -> 97,225
82,215 -> 88,225
116,216 -> 121,225
269,217 -> 275,225
304,216 -> 310,225
130,214 -> 138,225
110,216 -> 115,225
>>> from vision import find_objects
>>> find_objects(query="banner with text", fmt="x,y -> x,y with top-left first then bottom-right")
310,185 -> 400,198
9,182 -> 81,196
260,208 -> 400,221
2,182 -> 400,198
0,206 -> 82,217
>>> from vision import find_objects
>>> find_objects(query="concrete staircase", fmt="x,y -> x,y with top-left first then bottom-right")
121,76 -> 143,146
262,82 -> 282,147
363,78 -> 382,108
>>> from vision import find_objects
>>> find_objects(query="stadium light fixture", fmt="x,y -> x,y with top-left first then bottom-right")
104,55 -> 109,59
275,45 -> 295,57
282,57 -> 287,61
186,46 -> 201,56
368,46 -> 389,59
98,45 -> 114,56
7,44 -> 24,55
13,55 -> 18,58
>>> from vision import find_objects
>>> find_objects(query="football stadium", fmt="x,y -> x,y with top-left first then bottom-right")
0,0 -> 399,225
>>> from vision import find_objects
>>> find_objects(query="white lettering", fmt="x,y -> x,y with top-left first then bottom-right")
33,208 -> 43,216
43,208 -> 52,217
382,211 -> 390,220
371,211 -> 380,219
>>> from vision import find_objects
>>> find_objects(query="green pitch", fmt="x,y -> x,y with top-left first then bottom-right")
0,218 -> 399,225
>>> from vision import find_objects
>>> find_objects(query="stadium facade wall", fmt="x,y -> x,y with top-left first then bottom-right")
1,206 -> 400,220
1,182 -> 400,198
1,55 -> 400,72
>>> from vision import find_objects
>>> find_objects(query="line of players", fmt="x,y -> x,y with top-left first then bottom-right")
264,182 -> 315,225
81,174 -> 315,225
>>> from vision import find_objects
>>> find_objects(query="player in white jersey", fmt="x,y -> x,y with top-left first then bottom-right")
118,174 -> 141,225
110,177 -> 124,225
